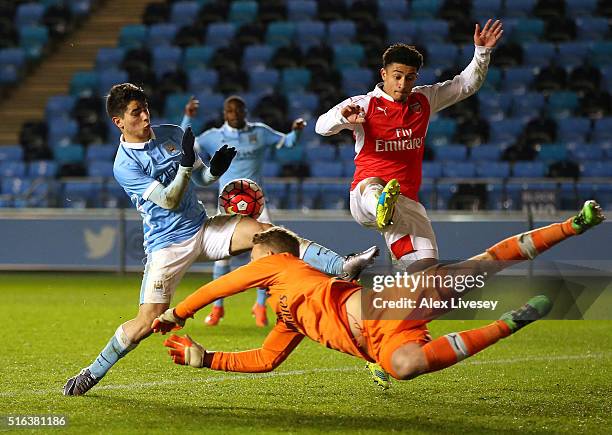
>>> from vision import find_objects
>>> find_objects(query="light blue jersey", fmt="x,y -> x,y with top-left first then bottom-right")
182,118 -> 299,190
113,124 -> 207,253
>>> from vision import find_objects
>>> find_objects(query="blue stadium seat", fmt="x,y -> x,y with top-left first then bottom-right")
591,42 -> 612,67
512,161 -> 546,177
592,118 -> 612,142
415,68 -> 438,86
300,183 -> 320,209
70,0 -> 93,17
566,0 -> 597,16
557,42 -> 592,68
482,67 -> 502,91
478,91 -> 513,121
70,71 -> 98,97
265,22 -> 295,47
53,145 -> 85,164
434,144 -> 466,161
95,48 -> 125,71
305,146 -> 336,161
601,66 -> 612,90
580,161 -> 612,177
511,92 -> 546,120
183,46 -> 215,70
242,45 -> 276,70
577,182 -> 612,209
287,1 -> 317,21
0,145 -> 24,161
310,161 -> 343,177
86,144 -> 116,161
415,20 -> 449,44
62,181 -> 102,208
333,44 -> 365,69
486,183 -> 505,210
152,46 -> 181,78
471,0 -> 502,22
287,92 -> 319,119
420,181 -> 435,209
319,183 -> 349,210
0,162 -> 26,177
19,25 -> 49,59
295,21 -> 325,51
568,143 -> 605,161
87,161 -> 114,177
410,0 -> 442,18
385,20 -> 418,45
15,3 -> 45,27
249,69 -> 280,94
502,67 -> 535,94
338,145 -> 355,162
164,92 -> 191,120
228,1 -> 258,24
0,48 -> 25,85
341,68 -> 374,96
1,178 -> 31,197
170,1 -> 199,26
442,162 -> 476,178
427,119 -> 457,146
342,160 -> 355,177
263,182 -> 287,209
262,161 -> 279,177
48,119 -> 78,147
435,181 -> 458,209
489,118 -> 527,143
281,68 -> 311,93
547,91 -> 579,118
28,160 -> 58,178
97,69 -> 128,96
557,118 -> 592,143
537,143 -> 568,161
118,25 -> 147,49
188,68 -> 218,93
148,23 -> 178,47
511,19 -> 545,43
422,161 -> 442,178
476,162 -> 510,178
378,0 -> 408,21
522,42 -> 555,67
195,92 -> 224,122
576,17 -> 610,41
327,21 -> 356,44
470,143 -> 504,161
502,0 -> 535,17
423,43 -> 457,69
205,23 -> 237,48
104,179 -> 129,208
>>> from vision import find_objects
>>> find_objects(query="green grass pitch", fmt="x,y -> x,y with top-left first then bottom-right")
1,272 -> 611,434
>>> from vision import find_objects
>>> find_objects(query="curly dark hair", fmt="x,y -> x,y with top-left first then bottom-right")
382,44 -> 423,70
106,83 -> 147,118
252,227 -> 300,257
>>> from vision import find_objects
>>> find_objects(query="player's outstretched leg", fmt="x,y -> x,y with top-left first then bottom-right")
204,260 -> 229,326
252,288 -> 269,327
366,361 -> 391,390
388,296 -> 552,380
376,179 -> 400,229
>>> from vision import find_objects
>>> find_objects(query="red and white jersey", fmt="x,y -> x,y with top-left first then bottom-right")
315,46 -> 492,201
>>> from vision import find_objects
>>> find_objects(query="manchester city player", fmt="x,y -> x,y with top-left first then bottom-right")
63,84 -> 377,396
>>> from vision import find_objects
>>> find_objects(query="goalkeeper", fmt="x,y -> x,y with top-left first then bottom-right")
153,201 -> 605,383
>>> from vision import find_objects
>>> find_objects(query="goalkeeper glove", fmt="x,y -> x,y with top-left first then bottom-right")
180,127 -> 196,167
151,308 -> 186,334
164,334 -> 206,368
209,144 -> 237,176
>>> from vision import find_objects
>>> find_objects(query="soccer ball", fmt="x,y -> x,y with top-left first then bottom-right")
219,178 -> 265,219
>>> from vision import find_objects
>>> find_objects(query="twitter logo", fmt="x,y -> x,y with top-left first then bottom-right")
84,226 -> 117,259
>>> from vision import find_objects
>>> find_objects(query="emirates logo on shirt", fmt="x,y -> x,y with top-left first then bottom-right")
375,128 -> 423,152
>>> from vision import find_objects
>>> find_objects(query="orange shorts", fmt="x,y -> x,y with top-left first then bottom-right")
361,319 -> 431,379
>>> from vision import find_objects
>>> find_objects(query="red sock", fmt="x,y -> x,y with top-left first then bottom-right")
422,321 -> 511,373
487,218 -> 576,261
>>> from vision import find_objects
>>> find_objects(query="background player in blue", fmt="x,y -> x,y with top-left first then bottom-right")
63,84 -> 377,396
181,95 -> 310,326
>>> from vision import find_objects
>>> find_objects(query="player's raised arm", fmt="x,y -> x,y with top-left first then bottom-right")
315,97 -> 366,136
415,19 -> 503,114
179,96 -> 199,131
191,144 -> 237,187
164,321 -> 304,372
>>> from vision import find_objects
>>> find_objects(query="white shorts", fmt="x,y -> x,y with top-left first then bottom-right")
349,180 -> 438,265
140,214 -> 242,304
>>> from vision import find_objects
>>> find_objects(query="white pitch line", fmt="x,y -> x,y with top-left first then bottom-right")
1,353 -> 609,398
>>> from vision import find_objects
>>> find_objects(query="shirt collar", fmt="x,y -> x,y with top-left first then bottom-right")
371,83 -> 396,102
222,121 -> 252,133
119,129 -> 156,149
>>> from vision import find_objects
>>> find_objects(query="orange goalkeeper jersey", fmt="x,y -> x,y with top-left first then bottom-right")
174,253 -> 370,372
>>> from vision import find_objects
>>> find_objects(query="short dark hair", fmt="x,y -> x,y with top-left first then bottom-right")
106,83 -> 147,118
252,227 -> 300,257
382,44 -> 423,70
224,95 -> 246,107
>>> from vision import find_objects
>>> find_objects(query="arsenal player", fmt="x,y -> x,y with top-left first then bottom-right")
316,19 -> 503,273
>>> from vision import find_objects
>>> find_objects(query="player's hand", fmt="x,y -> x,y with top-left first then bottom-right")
474,19 -> 503,48
152,308 -> 186,335
184,96 -> 199,117
291,118 -> 307,131
209,144 -> 237,176
163,334 -> 206,368
180,126 -> 196,167
341,104 -> 366,124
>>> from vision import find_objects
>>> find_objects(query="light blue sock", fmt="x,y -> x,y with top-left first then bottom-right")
88,326 -> 136,379
256,288 -> 268,306
302,242 -> 344,275
213,260 -> 231,308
